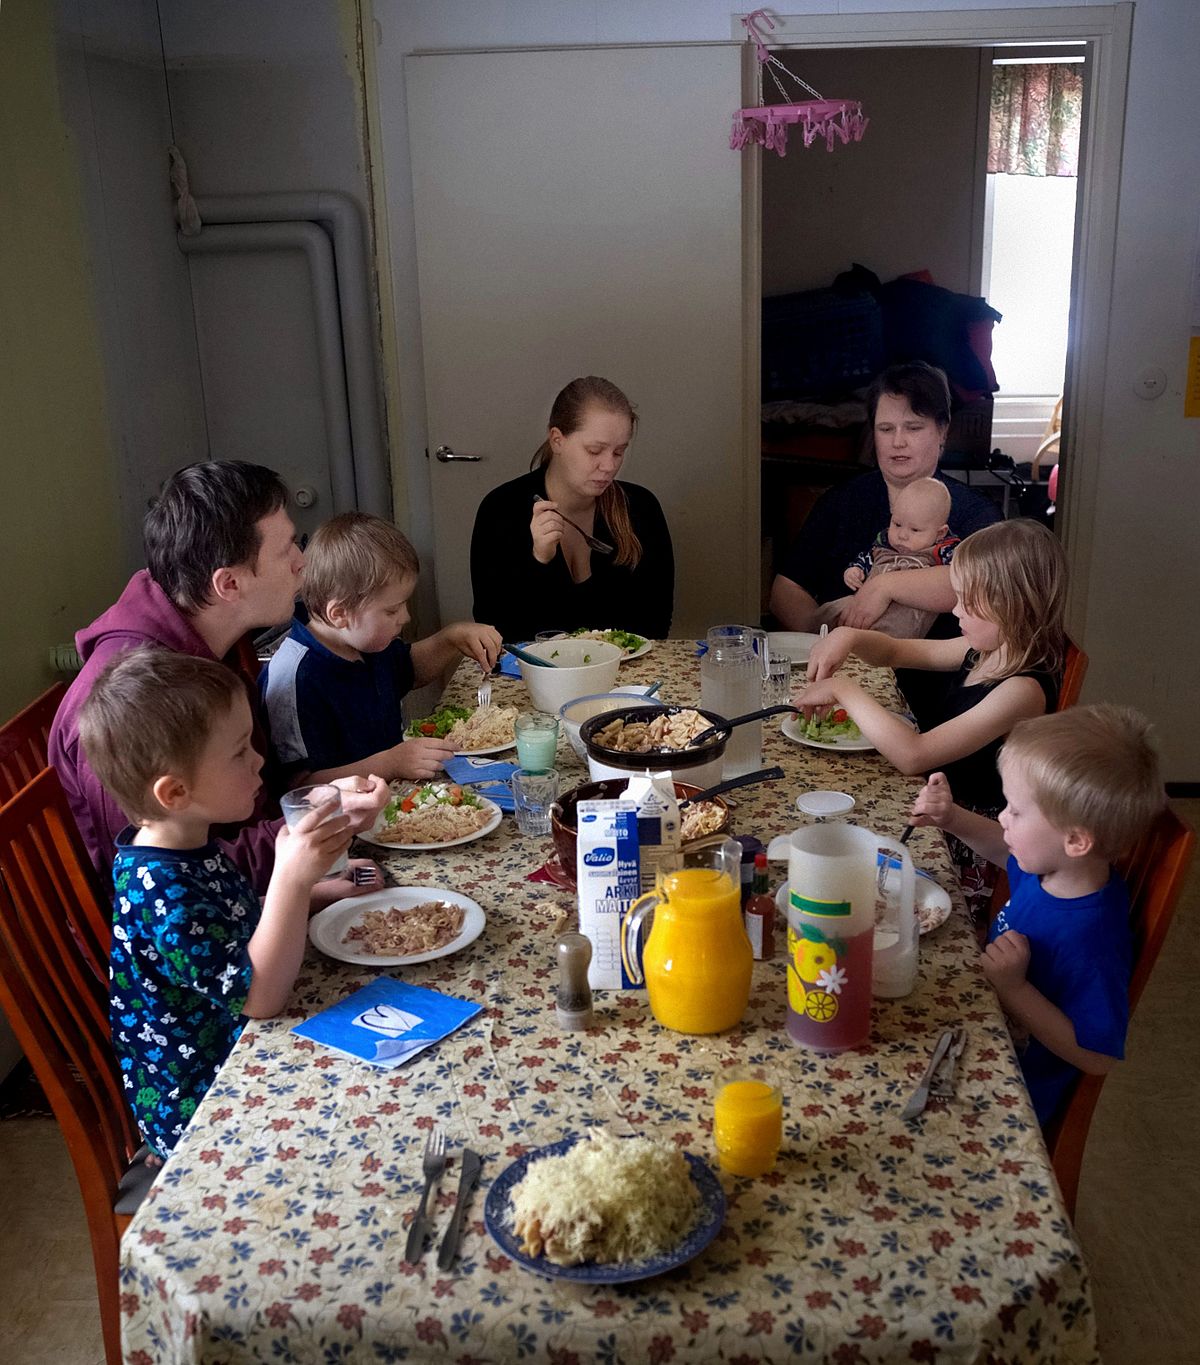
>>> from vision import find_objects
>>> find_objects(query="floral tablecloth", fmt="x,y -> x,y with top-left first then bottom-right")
120,642 -> 1099,1365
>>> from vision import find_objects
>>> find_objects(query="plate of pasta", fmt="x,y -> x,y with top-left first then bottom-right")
357,782 -> 503,851
484,1131 -> 725,1284
407,704 -> 517,756
309,886 -> 486,966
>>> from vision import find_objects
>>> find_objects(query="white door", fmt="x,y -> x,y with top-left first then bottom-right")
407,44 -> 750,636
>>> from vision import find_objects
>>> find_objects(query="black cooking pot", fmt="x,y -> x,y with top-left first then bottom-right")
579,703 -> 797,772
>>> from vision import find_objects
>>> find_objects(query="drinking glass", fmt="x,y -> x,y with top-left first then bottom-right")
514,712 -> 560,771
279,784 -> 349,876
763,656 -> 792,708
713,1065 -> 783,1176
511,768 -> 560,836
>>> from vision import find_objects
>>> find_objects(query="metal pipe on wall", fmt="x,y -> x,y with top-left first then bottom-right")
178,221 -> 358,511
194,192 -> 390,519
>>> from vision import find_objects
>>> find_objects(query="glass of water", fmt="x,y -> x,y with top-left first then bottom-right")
511,769 -> 560,836
279,784 -> 349,876
763,656 -> 793,708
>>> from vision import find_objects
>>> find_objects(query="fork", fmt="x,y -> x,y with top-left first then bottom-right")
532,493 -> 614,555
877,825 -> 915,892
477,667 -> 492,710
404,1128 -> 447,1262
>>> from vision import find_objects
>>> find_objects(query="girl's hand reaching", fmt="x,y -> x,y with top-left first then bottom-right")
790,676 -> 844,720
910,771 -> 955,829
805,626 -> 855,683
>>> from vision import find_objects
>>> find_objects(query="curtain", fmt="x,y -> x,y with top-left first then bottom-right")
988,64 -> 1082,177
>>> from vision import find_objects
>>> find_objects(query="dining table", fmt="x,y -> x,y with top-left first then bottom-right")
119,640 -> 1100,1365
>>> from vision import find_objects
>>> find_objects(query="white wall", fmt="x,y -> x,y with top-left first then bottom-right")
371,0 -> 1200,778
761,46 -> 984,297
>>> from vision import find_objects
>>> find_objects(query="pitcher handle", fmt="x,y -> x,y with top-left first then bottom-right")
621,889 -> 660,986
877,836 -> 917,944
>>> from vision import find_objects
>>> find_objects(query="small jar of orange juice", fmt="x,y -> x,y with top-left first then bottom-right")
713,1066 -> 783,1176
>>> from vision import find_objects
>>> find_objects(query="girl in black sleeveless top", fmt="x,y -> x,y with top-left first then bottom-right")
794,521 -> 1067,925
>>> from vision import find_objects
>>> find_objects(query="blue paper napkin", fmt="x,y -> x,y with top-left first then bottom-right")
444,754 -> 518,810
497,650 -> 523,678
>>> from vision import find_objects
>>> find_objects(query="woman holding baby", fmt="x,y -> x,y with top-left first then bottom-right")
769,362 -> 1000,638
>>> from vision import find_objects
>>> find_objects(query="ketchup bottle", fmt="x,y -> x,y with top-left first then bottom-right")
743,852 -> 776,960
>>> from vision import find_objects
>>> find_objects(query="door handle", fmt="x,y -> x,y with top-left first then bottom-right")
434,445 -> 483,463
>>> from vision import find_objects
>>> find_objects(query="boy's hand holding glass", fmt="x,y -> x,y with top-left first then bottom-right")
276,791 -> 354,886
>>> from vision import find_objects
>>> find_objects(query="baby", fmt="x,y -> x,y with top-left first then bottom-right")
818,477 -> 959,638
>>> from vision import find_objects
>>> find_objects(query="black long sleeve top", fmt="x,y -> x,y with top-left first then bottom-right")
470,467 -> 674,641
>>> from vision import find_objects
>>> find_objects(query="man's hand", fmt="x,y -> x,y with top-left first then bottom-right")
910,771 -> 955,829
331,775 -> 389,831
979,930 -> 1031,997
392,737 -> 455,780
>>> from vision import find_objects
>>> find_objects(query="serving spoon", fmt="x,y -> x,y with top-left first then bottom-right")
677,766 -> 785,810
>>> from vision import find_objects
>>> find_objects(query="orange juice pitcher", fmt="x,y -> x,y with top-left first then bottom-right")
621,836 -> 752,1034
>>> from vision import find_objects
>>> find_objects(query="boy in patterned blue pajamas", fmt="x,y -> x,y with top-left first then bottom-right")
79,648 -> 358,1160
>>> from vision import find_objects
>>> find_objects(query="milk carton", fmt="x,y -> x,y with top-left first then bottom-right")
576,798 -> 642,989
622,771 -> 682,893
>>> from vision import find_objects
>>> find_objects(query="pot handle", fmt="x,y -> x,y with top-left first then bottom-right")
620,888 -> 661,986
690,705 -> 799,747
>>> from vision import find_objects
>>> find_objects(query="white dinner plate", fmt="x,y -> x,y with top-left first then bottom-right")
541,631 -> 653,662
768,631 -> 821,666
774,871 -> 952,935
356,797 -> 504,852
780,712 -> 876,752
452,740 -> 516,758
309,887 -> 486,966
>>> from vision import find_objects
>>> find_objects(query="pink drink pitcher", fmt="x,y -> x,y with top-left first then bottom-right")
767,823 -> 914,1053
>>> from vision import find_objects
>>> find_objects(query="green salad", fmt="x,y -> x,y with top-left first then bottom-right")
798,707 -> 862,744
406,705 -> 471,739
567,627 -> 647,654
383,781 -> 483,822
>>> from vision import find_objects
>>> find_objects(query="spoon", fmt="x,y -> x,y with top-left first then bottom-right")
678,766 -> 785,810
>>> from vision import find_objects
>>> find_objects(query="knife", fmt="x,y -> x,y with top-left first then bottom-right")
437,1149 -> 483,1271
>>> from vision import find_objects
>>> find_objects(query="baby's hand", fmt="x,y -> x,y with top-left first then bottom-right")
979,930 -> 1030,995
447,621 -> 502,670
843,566 -> 865,591
910,771 -> 954,829
393,736 -> 454,780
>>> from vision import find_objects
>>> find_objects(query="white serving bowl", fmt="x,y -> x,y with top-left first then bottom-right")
559,692 -> 661,761
517,638 -> 624,714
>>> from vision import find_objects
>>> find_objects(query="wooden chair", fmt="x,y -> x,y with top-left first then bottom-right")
0,774 -> 150,1365
0,765 -> 112,982
0,681 -> 65,805
1057,637 -> 1088,712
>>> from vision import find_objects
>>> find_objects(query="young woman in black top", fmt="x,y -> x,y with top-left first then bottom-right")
470,377 -> 674,642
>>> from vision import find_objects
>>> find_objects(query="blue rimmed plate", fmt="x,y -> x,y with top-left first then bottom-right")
484,1137 -> 726,1284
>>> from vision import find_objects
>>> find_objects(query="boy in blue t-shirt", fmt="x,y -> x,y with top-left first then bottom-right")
261,512 -> 502,786
910,703 -> 1165,1128
79,649 -> 357,1160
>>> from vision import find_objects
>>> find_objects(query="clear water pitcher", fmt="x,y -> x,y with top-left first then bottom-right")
701,626 -> 767,778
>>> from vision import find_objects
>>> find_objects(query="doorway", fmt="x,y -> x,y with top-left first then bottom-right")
737,5 -> 1133,638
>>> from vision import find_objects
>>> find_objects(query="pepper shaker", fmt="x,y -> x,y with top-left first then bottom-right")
555,932 -> 595,1030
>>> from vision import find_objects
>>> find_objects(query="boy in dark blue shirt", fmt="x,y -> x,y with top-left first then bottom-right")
261,513 -> 502,786
79,649 -> 357,1159
910,703 -> 1165,1128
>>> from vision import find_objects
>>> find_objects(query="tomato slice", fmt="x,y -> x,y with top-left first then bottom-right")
832,708 -> 849,724
400,795 -> 417,813
419,722 -> 437,735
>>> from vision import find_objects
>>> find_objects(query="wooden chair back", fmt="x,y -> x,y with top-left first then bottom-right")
0,778 -> 141,1365
0,682 -> 66,805
0,766 -> 112,983
1043,807 -> 1193,1216
1057,637 -> 1088,712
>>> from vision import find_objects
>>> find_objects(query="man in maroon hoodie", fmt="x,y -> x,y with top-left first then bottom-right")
49,461 -> 386,893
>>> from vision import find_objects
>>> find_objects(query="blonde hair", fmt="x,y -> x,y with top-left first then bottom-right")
951,519 -> 1066,679
999,704 -> 1165,861
533,376 -> 642,569
894,477 -> 951,525
79,648 -> 245,823
301,513 -> 419,622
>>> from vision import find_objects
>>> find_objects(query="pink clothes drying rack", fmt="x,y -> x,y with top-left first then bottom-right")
730,9 -> 868,157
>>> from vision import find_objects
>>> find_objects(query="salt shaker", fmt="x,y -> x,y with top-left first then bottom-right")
555,932 -> 595,1030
